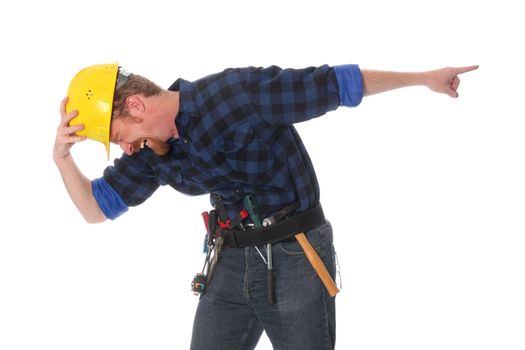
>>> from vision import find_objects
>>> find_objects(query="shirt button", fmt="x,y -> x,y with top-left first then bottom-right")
184,138 -> 189,144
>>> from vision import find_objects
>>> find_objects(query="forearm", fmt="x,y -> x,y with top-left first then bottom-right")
54,154 -> 107,224
360,65 -> 478,98
361,70 -> 428,96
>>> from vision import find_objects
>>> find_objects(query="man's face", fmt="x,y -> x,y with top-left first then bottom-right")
109,118 -> 169,156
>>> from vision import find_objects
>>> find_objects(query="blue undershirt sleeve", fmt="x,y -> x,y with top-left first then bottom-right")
91,177 -> 129,220
333,64 -> 363,107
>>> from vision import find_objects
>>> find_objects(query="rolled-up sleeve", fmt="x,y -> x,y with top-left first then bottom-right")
96,151 -> 160,220
333,64 -> 363,107
92,177 -> 128,220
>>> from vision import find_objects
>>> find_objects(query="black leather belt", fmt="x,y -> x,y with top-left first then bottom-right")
221,204 -> 325,248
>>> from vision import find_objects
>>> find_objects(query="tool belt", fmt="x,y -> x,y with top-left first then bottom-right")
221,204 -> 325,248
193,198 -> 338,300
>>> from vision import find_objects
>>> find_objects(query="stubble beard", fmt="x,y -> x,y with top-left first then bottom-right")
131,137 -> 170,156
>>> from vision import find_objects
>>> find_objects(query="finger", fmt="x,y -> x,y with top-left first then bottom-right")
446,80 -> 459,98
449,76 -> 460,91
64,123 -> 85,135
57,123 -> 84,138
62,109 -> 79,125
452,76 -> 461,90
64,135 -> 87,143
454,65 -> 479,75
59,97 -> 68,116
447,89 -> 459,98
60,96 -> 80,126
58,134 -> 86,143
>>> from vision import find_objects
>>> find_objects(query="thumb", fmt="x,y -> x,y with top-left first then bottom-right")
447,89 -> 459,98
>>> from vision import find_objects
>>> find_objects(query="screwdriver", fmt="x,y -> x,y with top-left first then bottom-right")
243,194 -> 275,304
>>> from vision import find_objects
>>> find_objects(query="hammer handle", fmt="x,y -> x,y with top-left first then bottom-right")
295,233 -> 339,297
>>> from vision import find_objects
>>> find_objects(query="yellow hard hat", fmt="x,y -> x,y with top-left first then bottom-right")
66,63 -> 128,159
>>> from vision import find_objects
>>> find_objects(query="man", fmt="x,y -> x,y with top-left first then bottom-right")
54,63 -> 478,349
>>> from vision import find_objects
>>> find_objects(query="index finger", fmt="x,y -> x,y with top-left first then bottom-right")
59,96 -> 69,116
455,65 -> 479,75
59,98 -> 78,125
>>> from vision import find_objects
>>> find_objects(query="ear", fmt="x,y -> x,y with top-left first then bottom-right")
125,95 -> 146,115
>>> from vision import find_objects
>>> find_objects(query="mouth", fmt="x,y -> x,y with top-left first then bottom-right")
131,137 -> 170,156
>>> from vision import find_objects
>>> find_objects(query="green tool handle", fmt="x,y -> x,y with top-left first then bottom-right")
243,194 -> 262,228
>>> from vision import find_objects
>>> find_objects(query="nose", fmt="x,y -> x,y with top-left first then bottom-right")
119,142 -> 134,156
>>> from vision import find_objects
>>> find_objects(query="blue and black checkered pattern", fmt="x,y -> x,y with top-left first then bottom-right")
101,65 -> 349,220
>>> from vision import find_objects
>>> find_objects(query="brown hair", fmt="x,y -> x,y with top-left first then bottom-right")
112,74 -> 163,119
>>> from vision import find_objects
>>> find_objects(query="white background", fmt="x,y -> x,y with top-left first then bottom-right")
1,0 -> 524,349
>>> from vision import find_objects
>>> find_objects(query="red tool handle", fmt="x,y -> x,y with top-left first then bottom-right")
201,211 -> 209,233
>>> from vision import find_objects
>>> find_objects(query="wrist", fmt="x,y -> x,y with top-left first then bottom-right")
407,71 -> 428,87
53,152 -> 71,165
420,71 -> 433,88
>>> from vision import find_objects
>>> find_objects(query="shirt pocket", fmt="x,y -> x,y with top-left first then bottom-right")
214,122 -> 274,181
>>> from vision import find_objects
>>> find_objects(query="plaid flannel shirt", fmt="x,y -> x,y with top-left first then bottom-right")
92,64 -> 363,220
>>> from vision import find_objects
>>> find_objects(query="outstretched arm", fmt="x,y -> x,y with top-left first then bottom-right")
53,97 -> 107,224
362,65 -> 479,98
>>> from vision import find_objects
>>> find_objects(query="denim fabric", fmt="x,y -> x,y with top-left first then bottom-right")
190,221 -> 337,350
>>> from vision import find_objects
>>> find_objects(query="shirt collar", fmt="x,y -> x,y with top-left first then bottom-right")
168,78 -> 197,116
168,78 -> 197,142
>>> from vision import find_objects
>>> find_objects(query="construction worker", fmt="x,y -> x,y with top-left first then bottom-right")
54,62 -> 478,349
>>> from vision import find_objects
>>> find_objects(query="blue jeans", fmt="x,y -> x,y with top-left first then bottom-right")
190,221 -> 337,350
